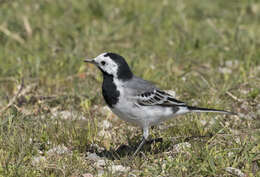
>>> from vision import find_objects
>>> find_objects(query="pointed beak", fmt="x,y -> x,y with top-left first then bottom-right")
84,58 -> 96,64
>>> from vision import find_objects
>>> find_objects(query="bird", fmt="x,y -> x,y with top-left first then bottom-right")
84,52 -> 235,156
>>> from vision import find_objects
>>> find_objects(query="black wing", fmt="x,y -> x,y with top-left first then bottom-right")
135,89 -> 186,106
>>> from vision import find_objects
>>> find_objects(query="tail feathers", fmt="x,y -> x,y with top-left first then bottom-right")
187,105 -> 236,115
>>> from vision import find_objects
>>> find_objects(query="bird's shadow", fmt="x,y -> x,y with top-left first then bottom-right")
87,138 -> 164,160
86,134 -> 213,160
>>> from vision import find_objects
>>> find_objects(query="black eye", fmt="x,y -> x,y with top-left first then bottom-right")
101,61 -> 106,65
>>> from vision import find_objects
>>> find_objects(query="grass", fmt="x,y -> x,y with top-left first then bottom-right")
0,0 -> 260,176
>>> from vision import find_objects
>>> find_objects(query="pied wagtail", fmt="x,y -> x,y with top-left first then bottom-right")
84,52 -> 235,155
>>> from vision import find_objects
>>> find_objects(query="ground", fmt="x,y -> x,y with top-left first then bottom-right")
0,0 -> 260,176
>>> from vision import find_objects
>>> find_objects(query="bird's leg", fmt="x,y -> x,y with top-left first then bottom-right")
133,137 -> 146,156
133,127 -> 149,156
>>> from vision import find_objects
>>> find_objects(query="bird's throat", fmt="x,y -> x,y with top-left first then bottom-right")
102,74 -> 120,108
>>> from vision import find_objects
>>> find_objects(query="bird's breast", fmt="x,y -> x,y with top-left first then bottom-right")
102,75 -> 120,108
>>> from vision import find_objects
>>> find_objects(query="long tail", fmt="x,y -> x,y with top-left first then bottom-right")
187,105 -> 236,115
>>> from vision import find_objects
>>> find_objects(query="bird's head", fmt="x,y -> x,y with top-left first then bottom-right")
84,52 -> 133,81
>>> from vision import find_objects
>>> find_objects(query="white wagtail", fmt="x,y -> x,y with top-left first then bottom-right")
84,52 -> 235,155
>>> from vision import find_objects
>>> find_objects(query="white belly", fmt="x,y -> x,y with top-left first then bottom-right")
111,99 -> 180,128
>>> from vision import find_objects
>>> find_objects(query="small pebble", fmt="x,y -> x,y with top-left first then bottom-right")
225,167 -> 245,177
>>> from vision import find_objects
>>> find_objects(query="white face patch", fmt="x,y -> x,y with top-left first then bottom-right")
94,53 -> 119,77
